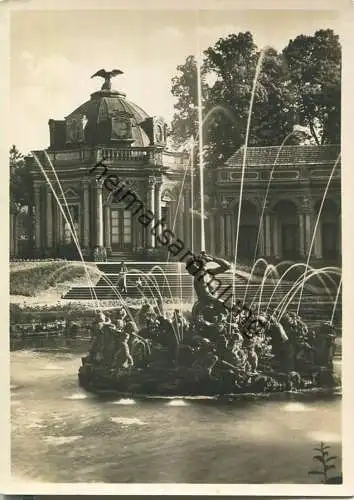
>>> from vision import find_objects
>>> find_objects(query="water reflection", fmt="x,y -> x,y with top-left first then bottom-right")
10,339 -> 342,483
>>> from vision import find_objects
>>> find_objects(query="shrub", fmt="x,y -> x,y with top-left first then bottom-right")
10,261 -> 100,296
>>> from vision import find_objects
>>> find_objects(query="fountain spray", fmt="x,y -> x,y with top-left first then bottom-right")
330,278 -> 342,326
296,154 -> 341,315
190,137 -> 195,256
32,151 -> 100,312
196,50 -> 205,251
231,49 -> 265,313
245,127 -> 311,306
190,137 -> 195,302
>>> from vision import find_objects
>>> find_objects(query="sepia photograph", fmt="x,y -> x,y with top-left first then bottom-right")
4,0 -> 352,493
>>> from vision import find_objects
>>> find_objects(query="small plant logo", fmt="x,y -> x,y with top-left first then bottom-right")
308,441 -> 341,483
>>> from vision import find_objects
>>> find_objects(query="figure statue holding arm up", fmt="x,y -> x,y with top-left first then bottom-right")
185,252 -> 231,318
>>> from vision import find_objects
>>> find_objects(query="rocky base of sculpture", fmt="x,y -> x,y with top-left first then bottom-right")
78,355 -> 339,399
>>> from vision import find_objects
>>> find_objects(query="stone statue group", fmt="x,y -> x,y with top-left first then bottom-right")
81,252 -> 338,394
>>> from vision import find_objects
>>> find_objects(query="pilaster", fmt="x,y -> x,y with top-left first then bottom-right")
95,179 -> 104,247
154,179 -> 163,244
104,204 -> 111,252
34,183 -> 41,249
264,212 -> 272,258
46,187 -> 53,249
219,213 -> 225,256
82,179 -> 90,248
147,176 -> 155,248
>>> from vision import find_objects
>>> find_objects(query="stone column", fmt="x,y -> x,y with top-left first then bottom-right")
183,187 -> 191,250
209,210 -> 216,255
314,220 -> 322,259
135,212 -> 143,249
177,197 -> 184,241
225,214 -> 232,257
219,213 -> 225,256
154,179 -> 162,245
298,213 -> 305,258
96,180 -> 104,247
34,184 -> 41,249
264,213 -> 272,257
302,197 -> 314,259
46,187 -> 53,249
304,212 -> 313,258
53,202 -> 59,246
132,183 -> 142,250
272,214 -> 280,259
230,217 -> 234,256
82,180 -> 90,248
147,177 -> 155,248
189,203 -> 195,255
258,219 -> 265,256
57,201 -> 63,245
168,201 -> 174,232
104,205 -> 111,252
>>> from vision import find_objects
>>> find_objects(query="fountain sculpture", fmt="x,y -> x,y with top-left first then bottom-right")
77,251 -> 339,397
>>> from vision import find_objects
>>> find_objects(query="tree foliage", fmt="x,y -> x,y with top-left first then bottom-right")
283,29 -> 341,145
170,55 -> 209,148
170,29 -> 341,165
10,145 -> 33,214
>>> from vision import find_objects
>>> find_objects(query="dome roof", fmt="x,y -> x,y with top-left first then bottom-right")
66,89 -> 151,147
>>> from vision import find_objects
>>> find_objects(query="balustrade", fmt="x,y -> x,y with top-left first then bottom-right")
44,147 -> 186,168
101,148 -> 149,162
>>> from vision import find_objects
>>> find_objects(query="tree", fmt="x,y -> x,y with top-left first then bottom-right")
10,145 -> 34,256
170,55 -> 209,149
10,145 -> 33,213
202,32 -> 260,164
282,29 -> 341,145
170,29 -> 341,167
204,34 -> 296,163
170,32 -> 296,168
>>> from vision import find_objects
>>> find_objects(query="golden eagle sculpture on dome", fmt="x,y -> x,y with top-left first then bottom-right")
91,68 -> 124,91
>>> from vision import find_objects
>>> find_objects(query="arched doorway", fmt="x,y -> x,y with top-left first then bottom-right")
315,199 -> 340,261
233,200 -> 259,260
273,200 -> 299,260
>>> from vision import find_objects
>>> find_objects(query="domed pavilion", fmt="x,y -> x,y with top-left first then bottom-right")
30,71 -> 191,260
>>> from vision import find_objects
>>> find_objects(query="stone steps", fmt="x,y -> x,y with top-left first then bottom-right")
95,272 -> 248,288
63,283 -> 340,307
64,276 -> 294,299
96,262 -> 183,274
64,285 -> 299,300
63,262 -> 341,326
62,286 -> 341,325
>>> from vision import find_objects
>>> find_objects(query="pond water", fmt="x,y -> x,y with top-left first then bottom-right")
11,339 -> 342,483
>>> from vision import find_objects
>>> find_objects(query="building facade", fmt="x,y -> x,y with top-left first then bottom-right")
14,78 -> 341,264
210,144 -> 341,263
